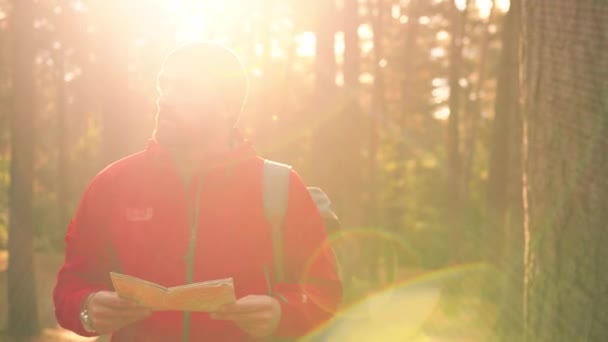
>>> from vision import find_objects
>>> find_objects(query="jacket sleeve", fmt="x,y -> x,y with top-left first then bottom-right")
53,174 -> 115,336
273,171 -> 342,338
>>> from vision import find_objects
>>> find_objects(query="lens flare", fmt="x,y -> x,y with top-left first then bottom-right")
302,262 -> 492,341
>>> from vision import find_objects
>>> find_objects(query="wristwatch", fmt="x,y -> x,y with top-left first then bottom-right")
80,293 -> 97,333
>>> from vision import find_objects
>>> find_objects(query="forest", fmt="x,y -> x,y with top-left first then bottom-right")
0,0 -> 607,341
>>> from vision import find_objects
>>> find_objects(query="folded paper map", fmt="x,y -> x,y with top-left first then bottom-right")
110,272 -> 236,312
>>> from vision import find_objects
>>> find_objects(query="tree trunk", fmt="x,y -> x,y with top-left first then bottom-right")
55,8 -> 70,239
338,0 -> 362,228
310,0 -> 337,196
522,1 -> 608,341
385,0 -> 420,234
486,0 -> 523,339
7,0 -> 41,336
446,0 -> 471,261
96,1 -> 132,166
369,0 -> 386,227
462,0 -> 496,200
367,0 -> 387,282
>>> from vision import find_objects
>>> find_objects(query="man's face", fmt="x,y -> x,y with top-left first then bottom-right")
155,53 -> 235,148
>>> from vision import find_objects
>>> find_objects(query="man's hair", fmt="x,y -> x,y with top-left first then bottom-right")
156,41 -> 249,125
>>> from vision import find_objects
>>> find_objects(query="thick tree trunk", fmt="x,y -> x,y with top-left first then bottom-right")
7,0 -> 41,336
522,1 -> 608,341
486,0 -> 523,340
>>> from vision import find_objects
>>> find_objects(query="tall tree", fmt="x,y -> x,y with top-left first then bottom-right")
486,0 -> 523,339
310,0 -> 337,196
366,0 -> 389,283
54,1 -> 70,235
386,0 -> 421,235
522,0 -> 608,341
7,0 -> 41,336
96,1 -> 132,166
368,0 -> 386,226
462,0 -> 496,200
338,0 -> 362,227
446,0 -> 471,261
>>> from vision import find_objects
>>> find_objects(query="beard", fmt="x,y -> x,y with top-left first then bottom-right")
153,108 -> 234,151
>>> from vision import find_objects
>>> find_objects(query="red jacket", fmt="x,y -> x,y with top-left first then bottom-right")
53,139 -> 341,341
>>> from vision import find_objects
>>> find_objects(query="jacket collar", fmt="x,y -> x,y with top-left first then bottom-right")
145,131 -> 258,176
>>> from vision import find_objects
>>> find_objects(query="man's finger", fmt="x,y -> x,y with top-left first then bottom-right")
237,323 -> 272,339
94,307 -> 151,320
217,296 -> 266,314
211,311 -> 270,323
96,292 -> 139,309
92,309 -> 151,334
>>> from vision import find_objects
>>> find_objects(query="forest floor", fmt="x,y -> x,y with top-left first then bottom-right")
0,250 -> 497,341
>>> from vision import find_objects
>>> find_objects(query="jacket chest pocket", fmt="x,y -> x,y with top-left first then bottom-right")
111,206 -> 186,265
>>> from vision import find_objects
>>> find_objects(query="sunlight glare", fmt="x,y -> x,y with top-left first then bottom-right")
457,0 -> 510,16
476,0 -> 508,18
72,0 -> 86,12
335,31 -> 345,64
335,72 -> 344,86
175,13 -> 206,43
430,47 -> 445,59
418,16 -> 431,25
433,107 -> 450,120
455,0 -> 467,11
391,4 -> 401,19
357,24 -> 373,40
255,43 -> 264,57
359,72 -> 374,85
251,68 -> 263,78
436,30 -> 450,41
303,282 -> 441,341
271,40 -> 284,58
295,32 -> 316,58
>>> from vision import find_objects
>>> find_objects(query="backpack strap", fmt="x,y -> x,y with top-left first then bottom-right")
262,160 -> 292,284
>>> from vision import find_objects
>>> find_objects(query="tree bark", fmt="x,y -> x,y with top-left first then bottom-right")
522,1 -> 608,341
486,0 -> 523,339
7,0 -> 41,336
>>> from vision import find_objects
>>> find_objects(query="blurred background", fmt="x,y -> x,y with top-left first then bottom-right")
1,0 -> 606,341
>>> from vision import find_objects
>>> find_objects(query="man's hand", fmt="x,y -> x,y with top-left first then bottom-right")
211,295 -> 282,338
85,291 -> 151,334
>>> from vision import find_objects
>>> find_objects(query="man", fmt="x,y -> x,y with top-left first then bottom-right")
53,42 -> 342,341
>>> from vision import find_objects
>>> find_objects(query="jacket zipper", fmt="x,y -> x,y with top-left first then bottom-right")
263,263 -> 288,304
182,178 -> 203,342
